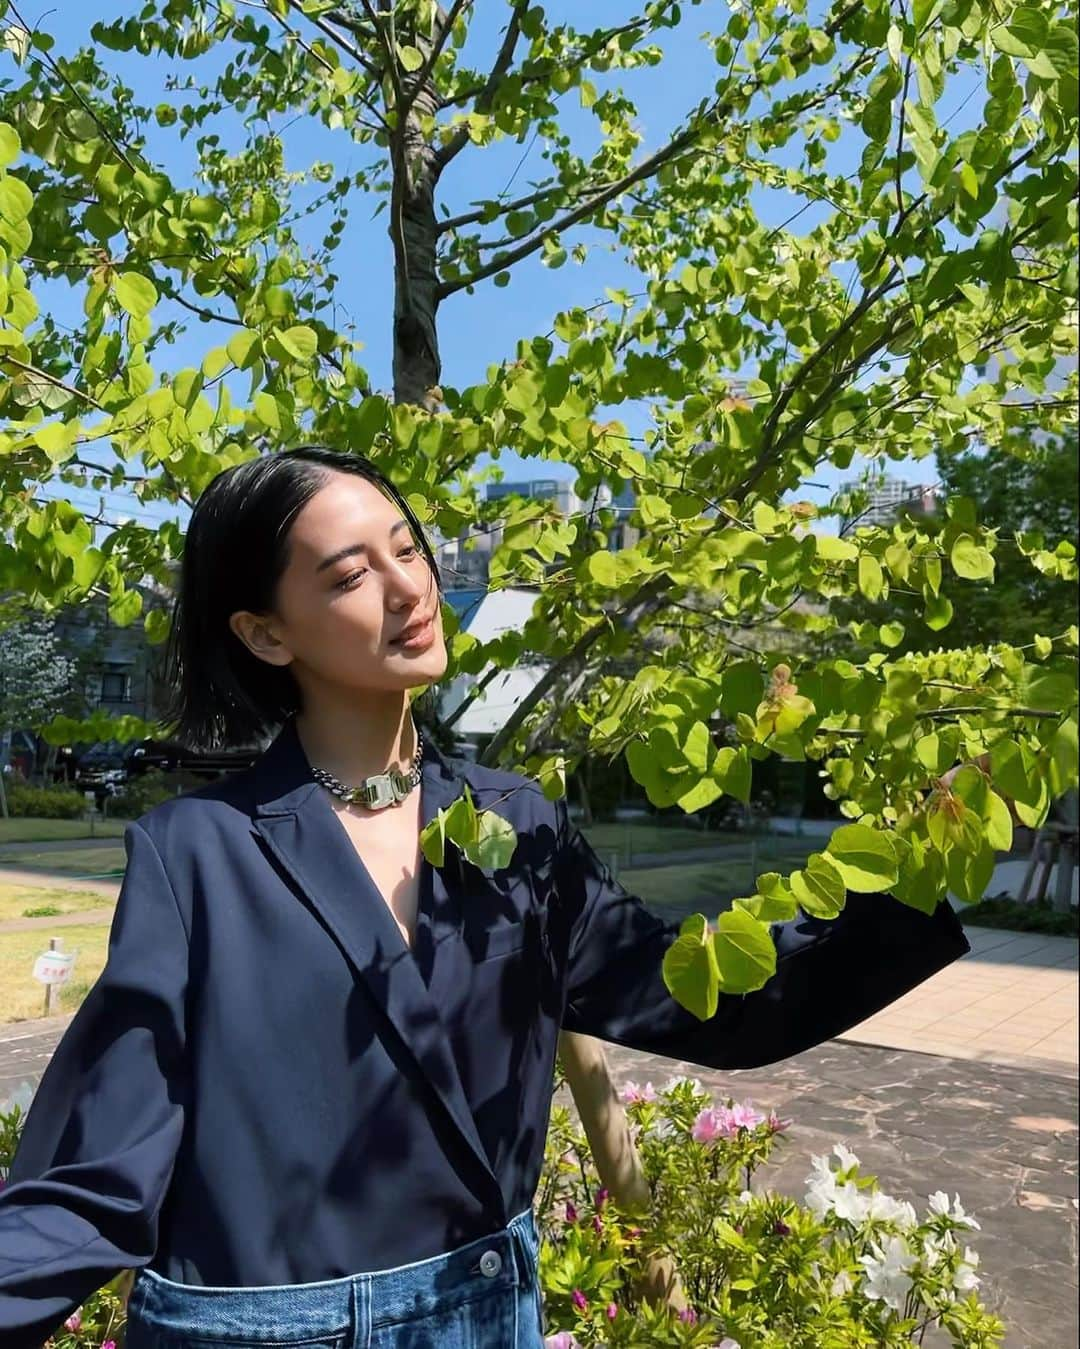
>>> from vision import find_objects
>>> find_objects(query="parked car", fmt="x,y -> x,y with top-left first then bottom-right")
124,738 -> 262,780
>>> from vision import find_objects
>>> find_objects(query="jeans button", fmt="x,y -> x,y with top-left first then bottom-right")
479,1249 -> 502,1278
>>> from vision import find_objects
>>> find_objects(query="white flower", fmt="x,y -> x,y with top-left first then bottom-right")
832,1181 -> 870,1224
859,1234 -> 916,1312
738,1188 -> 753,1204
833,1142 -> 860,1172
830,1269 -> 855,1296
928,1190 -> 980,1230
922,1230 -> 957,1268
662,1074 -> 705,1096
954,1246 -> 981,1293
716,1340 -> 741,1349
865,1190 -> 918,1229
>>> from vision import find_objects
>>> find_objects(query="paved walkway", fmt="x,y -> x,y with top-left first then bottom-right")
840,928 -> 1078,1072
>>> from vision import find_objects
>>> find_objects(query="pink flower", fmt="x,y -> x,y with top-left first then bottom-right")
677,1306 -> 698,1323
619,1080 -> 658,1104
545,1336 -> 581,1349
64,1312 -> 82,1332
592,1214 -> 602,1234
692,1107 -> 724,1143
565,1201 -> 578,1223
606,1301 -> 618,1320
772,1218 -> 791,1236
594,1187 -> 609,1210
102,1341 -> 117,1349
767,1109 -> 792,1133
571,1288 -> 588,1311
728,1100 -> 766,1131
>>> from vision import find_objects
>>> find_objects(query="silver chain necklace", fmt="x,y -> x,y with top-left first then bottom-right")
310,731 -> 424,811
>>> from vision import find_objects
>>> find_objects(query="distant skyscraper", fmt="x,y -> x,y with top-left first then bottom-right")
847,476 -> 938,528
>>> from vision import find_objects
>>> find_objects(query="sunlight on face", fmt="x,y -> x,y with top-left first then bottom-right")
270,471 -> 447,696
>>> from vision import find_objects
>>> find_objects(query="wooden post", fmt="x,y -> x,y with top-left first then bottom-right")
43,937 -> 61,1017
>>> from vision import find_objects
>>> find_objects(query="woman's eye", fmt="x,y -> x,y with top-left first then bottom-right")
400,546 -> 418,559
336,570 -> 366,590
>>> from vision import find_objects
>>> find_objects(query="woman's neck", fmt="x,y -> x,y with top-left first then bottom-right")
293,694 -> 418,785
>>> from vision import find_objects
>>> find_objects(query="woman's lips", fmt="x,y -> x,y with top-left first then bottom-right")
392,616 -> 435,650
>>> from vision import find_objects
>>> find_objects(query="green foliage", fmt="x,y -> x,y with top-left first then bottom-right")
536,1073 -> 1005,1346
108,769 -> 205,819
960,894 -> 1079,936
1,784 -> 87,819
0,0 -> 1077,1016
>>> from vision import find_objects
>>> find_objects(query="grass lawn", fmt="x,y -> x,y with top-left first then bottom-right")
0,923 -> 110,1024
622,848 -> 812,923
0,844 -> 127,876
0,818 -> 127,845
582,821 -> 780,860
0,882 -> 117,925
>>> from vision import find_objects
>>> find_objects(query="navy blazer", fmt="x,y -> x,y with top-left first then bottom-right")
0,718 -> 969,1346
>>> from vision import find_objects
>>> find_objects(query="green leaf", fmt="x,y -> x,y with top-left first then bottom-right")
946,838 -> 996,905
879,621 -> 905,648
397,44 -> 424,71
226,330 -> 261,368
916,729 -> 960,777
254,391 -> 282,430
0,174 -> 33,224
113,271 -> 158,319
890,834 -> 946,914
587,551 -> 619,587
924,593 -> 954,630
273,324 -> 319,361
985,791 -> 1014,853
713,746 -> 752,803
0,123 -> 20,168
108,588 -> 143,627
663,924 -> 720,1020
950,533 -> 995,580
790,854 -> 846,919
711,908 -> 777,994
720,661 -> 763,717
470,807 -> 518,871
858,553 -> 884,600
824,824 -> 899,891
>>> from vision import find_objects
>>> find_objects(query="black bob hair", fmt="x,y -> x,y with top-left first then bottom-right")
162,446 -> 442,750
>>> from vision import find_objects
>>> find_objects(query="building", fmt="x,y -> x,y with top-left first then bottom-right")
433,476 -> 641,591
845,476 -> 938,529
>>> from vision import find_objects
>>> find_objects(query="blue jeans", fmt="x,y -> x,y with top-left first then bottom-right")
126,1207 -> 545,1348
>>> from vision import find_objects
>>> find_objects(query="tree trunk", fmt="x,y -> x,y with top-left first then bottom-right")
391,80 -> 443,409
578,760 -> 594,827
558,1031 -> 688,1312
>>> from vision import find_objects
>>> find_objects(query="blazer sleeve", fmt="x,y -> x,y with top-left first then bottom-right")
0,820 -> 190,1349
554,801 -> 971,1070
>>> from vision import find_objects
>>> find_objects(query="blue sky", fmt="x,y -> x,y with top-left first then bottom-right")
30,1 -> 980,533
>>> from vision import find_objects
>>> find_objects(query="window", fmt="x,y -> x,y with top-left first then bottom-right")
99,664 -> 131,704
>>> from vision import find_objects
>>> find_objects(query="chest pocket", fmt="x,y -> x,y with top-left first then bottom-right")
457,862 -> 550,964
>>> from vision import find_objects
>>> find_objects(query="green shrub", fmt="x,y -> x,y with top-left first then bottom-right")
960,895 -> 1078,937
536,1073 -> 1005,1347
3,784 -> 87,820
108,770 -> 204,819
21,905 -> 62,917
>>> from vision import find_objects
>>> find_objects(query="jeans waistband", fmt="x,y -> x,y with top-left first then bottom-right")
130,1207 -> 539,1339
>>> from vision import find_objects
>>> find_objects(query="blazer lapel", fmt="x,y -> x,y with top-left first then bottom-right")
250,718 -> 502,1212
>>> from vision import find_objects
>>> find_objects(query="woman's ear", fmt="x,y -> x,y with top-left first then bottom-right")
228,611 -> 293,667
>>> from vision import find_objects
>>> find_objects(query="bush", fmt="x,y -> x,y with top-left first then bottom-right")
536,1072 -> 1005,1348
108,770 -> 204,820
2,784 -> 87,819
960,895 -> 1078,937
0,1077 -> 1005,1349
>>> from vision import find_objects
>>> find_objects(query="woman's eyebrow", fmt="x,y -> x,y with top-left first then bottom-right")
315,519 -> 412,573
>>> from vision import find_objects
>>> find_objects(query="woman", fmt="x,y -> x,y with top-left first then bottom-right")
0,446 -> 970,1348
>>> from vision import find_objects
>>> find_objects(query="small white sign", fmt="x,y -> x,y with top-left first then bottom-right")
32,949 -> 76,987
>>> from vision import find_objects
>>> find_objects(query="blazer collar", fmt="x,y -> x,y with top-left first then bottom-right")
249,717 -> 504,1217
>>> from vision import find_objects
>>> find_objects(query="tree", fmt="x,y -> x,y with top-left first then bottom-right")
0,612 -> 78,812
1,0 -> 1077,1309
833,427 -> 1079,653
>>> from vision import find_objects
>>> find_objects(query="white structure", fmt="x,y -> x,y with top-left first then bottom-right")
436,587 -> 548,738
848,476 -> 938,528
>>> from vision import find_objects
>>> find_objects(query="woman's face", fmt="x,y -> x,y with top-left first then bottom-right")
229,471 -> 447,697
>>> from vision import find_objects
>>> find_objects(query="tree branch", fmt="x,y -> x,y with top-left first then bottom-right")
399,0 -> 472,125
434,0 -> 527,171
